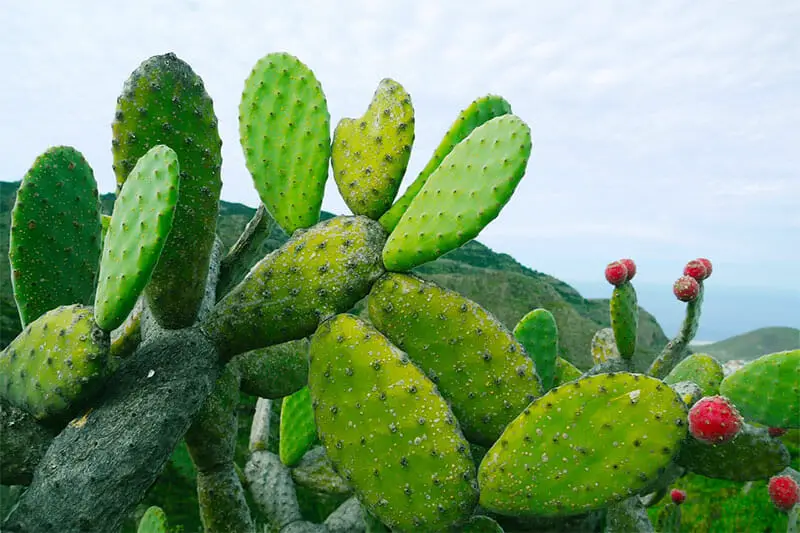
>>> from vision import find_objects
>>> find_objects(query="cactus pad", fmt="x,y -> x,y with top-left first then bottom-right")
552,357 -> 583,387
382,115 -> 532,271
94,145 -> 179,331
379,95 -> 512,232
719,349 -> 799,428
332,78 -> 414,219
663,353 -> 724,398
514,308 -> 558,391
478,372 -> 688,517
137,506 -> 168,533
610,282 -> 638,359
112,52 -> 222,329
280,387 -> 318,467
308,314 -> 478,531
458,515 -> 504,532
368,273 -> 542,446
9,146 -> 101,326
0,304 -> 109,421
591,328 -> 621,364
239,52 -> 330,235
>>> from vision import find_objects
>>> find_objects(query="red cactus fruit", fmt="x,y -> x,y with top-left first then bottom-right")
768,475 -> 799,511
619,258 -> 637,281
768,427 -> 788,438
684,259 -> 709,281
696,257 -> 712,277
673,275 -> 700,302
604,261 -> 629,286
671,489 -> 687,505
687,395 -> 743,444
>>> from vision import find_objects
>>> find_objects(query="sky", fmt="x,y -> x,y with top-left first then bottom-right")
2,1 -> 798,308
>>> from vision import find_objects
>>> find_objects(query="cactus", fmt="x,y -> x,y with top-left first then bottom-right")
609,281 -> 638,359
513,308 -> 558,391
591,327 -> 621,364
663,353 -> 724,397
280,386 -> 319,467
137,506 -> 168,533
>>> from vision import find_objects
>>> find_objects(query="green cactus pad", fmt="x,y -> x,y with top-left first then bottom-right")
552,357 -> 582,387
610,282 -> 638,359
235,339 -> 309,399
280,386 -> 318,467
202,216 -> 386,360
308,314 -> 478,532
663,353 -> 724,397
94,145 -> 180,331
514,308 -> 558,391
591,328 -> 620,364
0,304 -> 109,421
137,505 -> 168,533
100,214 -> 111,243
478,372 -> 688,517
239,52 -> 331,235
379,95 -> 512,232
368,273 -> 542,446
456,515 -> 504,532
719,349 -> 799,428
112,52 -> 222,329
676,424 -> 790,481
9,146 -> 101,326
382,115 -> 532,271
332,78 -> 414,220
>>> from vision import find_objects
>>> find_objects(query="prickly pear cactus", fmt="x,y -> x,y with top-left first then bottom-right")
610,281 -> 638,359
591,327 -> 620,364
663,353 -> 724,397
514,308 -> 558,391
280,386 -> 318,467
137,505 -> 168,533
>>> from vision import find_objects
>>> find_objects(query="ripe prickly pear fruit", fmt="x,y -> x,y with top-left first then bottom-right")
696,257 -> 713,276
332,78 -> 414,220
673,275 -> 700,302
768,475 -> 799,511
619,258 -> 637,280
687,395 -> 743,444
670,489 -> 686,505
769,427 -> 788,437
604,261 -> 628,286
683,259 -> 709,281
308,314 -> 478,532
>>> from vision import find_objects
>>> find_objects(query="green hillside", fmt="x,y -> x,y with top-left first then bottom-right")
691,326 -> 800,362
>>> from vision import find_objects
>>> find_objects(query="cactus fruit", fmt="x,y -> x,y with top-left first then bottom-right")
684,258 -> 712,281
382,114 -> 532,271
771,427 -> 789,437
673,275 -> 700,302
619,258 -> 637,280
478,372 -> 688,517
9,146 -> 102,326
719,349 -> 800,428
513,308 -> 558,391
379,95 -> 512,232
368,273 -> 542,446
112,52 -> 223,329
332,78 -> 414,219
239,52 -> 331,235
663,353 -> 724,397
94,145 -> 180,331
671,489 -> 686,505
687,395 -> 743,444
604,261 -> 628,287
0,304 -> 109,421
137,506 -> 168,533
202,216 -> 386,360
591,327 -> 621,364
280,387 -> 318,467
308,314 -> 478,532
769,475 -> 800,511
610,280 -> 638,359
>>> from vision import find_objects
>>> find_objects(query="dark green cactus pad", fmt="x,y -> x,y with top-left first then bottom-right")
9,146 -> 101,326
648,284 -> 705,379
94,145 -> 180,331
676,424 -> 791,481
308,314 -> 478,532
478,372 -> 688,517
610,282 -> 638,359
382,115 -> 531,271
552,357 -> 582,387
202,216 -> 386,360
112,52 -> 222,329
663,353 -> 724,397
719,349 -> 799,428
235,339 -> 309,399
332,78 -> 414,219
137,505 -> 168,533
239,52 -> 331,235
368,273 -> 542,446
280,386 -> 318,467
456,515 -> 504,532
514,308 -> 558,391
0,304 -> 109,421
291,446 -> 352,496
379,95 -> 512,232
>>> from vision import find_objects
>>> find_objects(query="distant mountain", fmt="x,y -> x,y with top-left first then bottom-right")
690,327 -> 799,362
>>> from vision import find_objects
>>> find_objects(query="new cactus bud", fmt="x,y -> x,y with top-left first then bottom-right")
687,395 -> 743,444
683,259 -> 709,281
769,475 -> 800,512
673,275 -> 700,302
670,489 -> 686,505
604,261 -> 628,286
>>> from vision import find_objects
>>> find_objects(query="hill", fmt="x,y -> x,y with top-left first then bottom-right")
690,326 -> 799,362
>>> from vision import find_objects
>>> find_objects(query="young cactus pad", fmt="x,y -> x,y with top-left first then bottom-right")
308,314 -> 478,532
514,308 -> 558,391
137,506 -> 168,533
663,353 -> 724,398
368,273 -> 542,446
9,146 -> 101,326
332,78 -> 414,220
478,373 -> 688,517
279,386 -> 318,467
719,349 -> 800,428
94,145 -> 180,331
379,95 -> 512,232
201,216 -> 386,360
0,304 -> 109,421
610,282 -> 638,359
239,52 -> 331,235
112,52 -> 223,329
382,114 -> 532,271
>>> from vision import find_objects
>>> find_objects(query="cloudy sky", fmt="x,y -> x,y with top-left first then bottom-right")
2,1 -> 798,307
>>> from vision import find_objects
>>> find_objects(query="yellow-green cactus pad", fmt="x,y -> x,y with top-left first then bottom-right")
309,314 -> 478,531
95,145 -> 179,331
479,373 -> 688,517
610,282 -> 638,359
719,349 -> 799,428
552,357 -> 582,387
332,78 -> 414,220
514,308 -> 558,391
382,115 -> 532,271
0,304 -> 109,421
663,353 -> 724,398
137,506 -> 168,533
239,52 -> 330,235
591,328 -> 620,364
9,146 -> 102,326
280,386 -> 318,467
368,273 -> 542,446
